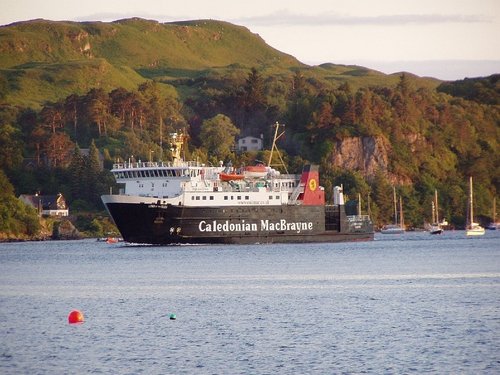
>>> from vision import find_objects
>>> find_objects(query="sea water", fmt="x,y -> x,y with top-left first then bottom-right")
1,231 -> 499,374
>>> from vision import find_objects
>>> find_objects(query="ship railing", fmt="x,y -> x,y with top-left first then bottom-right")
347,215 -> 371,222
270,174 -> 300,181
112,160 -> 207,169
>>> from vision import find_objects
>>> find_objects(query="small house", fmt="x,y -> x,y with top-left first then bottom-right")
19,193 -> 69,217
237,136 -> 263,152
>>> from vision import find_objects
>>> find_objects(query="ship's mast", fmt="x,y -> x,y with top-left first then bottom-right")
267,122 -> 288,174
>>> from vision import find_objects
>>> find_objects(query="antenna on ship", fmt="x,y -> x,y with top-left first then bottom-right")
159,117 -> 163,161
267,122 -> 288,174
170,132 -> 185,164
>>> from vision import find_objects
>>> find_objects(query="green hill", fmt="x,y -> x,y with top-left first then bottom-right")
0,18 -> 301,107
0,18 -> 440,108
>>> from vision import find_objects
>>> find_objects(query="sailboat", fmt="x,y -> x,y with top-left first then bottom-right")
429,189 -> 444,235
466,176 -> 485,236
487,197 -> 499,230
381,187 -> 405,234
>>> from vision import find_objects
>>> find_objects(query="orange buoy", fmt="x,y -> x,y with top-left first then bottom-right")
68,310 -> 84,324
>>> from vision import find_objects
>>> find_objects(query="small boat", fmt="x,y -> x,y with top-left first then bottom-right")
106,237 -> 119,243
429,190 -> 444,235
380,224 -> 405,234
466,176 -> 485,236
487,222 -> 499,230
381,187 -> 405,234
487,197 -> 499,230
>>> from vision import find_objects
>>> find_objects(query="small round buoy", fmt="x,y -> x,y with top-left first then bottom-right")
169,313 -> 176,320
68,310 -> 84,324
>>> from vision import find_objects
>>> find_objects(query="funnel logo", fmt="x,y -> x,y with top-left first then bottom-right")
309,178 -> 317,191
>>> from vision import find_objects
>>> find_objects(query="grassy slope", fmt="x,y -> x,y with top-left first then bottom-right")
0,18 -> 441,108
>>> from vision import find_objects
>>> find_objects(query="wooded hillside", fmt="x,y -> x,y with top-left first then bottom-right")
0,18 -> 498,238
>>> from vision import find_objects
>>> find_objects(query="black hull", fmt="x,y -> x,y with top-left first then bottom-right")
104,202 -> 374,245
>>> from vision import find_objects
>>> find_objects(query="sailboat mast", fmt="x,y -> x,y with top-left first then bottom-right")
434,189 -> 439,223
393,186 -> 398,225
469,176 -> 474,228
493,197 -> 497,223
399,196 -> 404,228
431,201 -> 436,224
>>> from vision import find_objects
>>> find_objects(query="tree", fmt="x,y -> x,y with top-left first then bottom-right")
371,170 -> 394,225
40,102 -> 64,134
85,88 -> 112,137
44,132 -> 74,168
0,122 -> 24,170
68,144 -> 86,201
243,67 -> 266,111
0,170 -> 40,237
64,94 -> 80,139
200,114 -> 240,164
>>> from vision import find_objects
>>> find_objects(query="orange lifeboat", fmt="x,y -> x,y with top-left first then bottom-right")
219,172 -> 245,181
243,164 -> 267,178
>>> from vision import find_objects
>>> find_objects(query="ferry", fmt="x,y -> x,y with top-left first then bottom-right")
101,133 -> 374,245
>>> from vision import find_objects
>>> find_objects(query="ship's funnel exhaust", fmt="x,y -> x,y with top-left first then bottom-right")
298,165 -> 325,205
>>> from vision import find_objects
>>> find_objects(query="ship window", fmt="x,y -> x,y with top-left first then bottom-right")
210,196 -> 214,200
196,196 -> 200,200
202,196 -> 206,200
276,196 -> 279,200
224,196 -> 228,200
245,196 -> 249,200
269,196 -> 273,200
237,196 -> 241,200
231,196 -> 234,200
191,196 -> 194,200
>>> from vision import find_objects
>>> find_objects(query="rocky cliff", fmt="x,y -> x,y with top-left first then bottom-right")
329,136 -> 391,181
